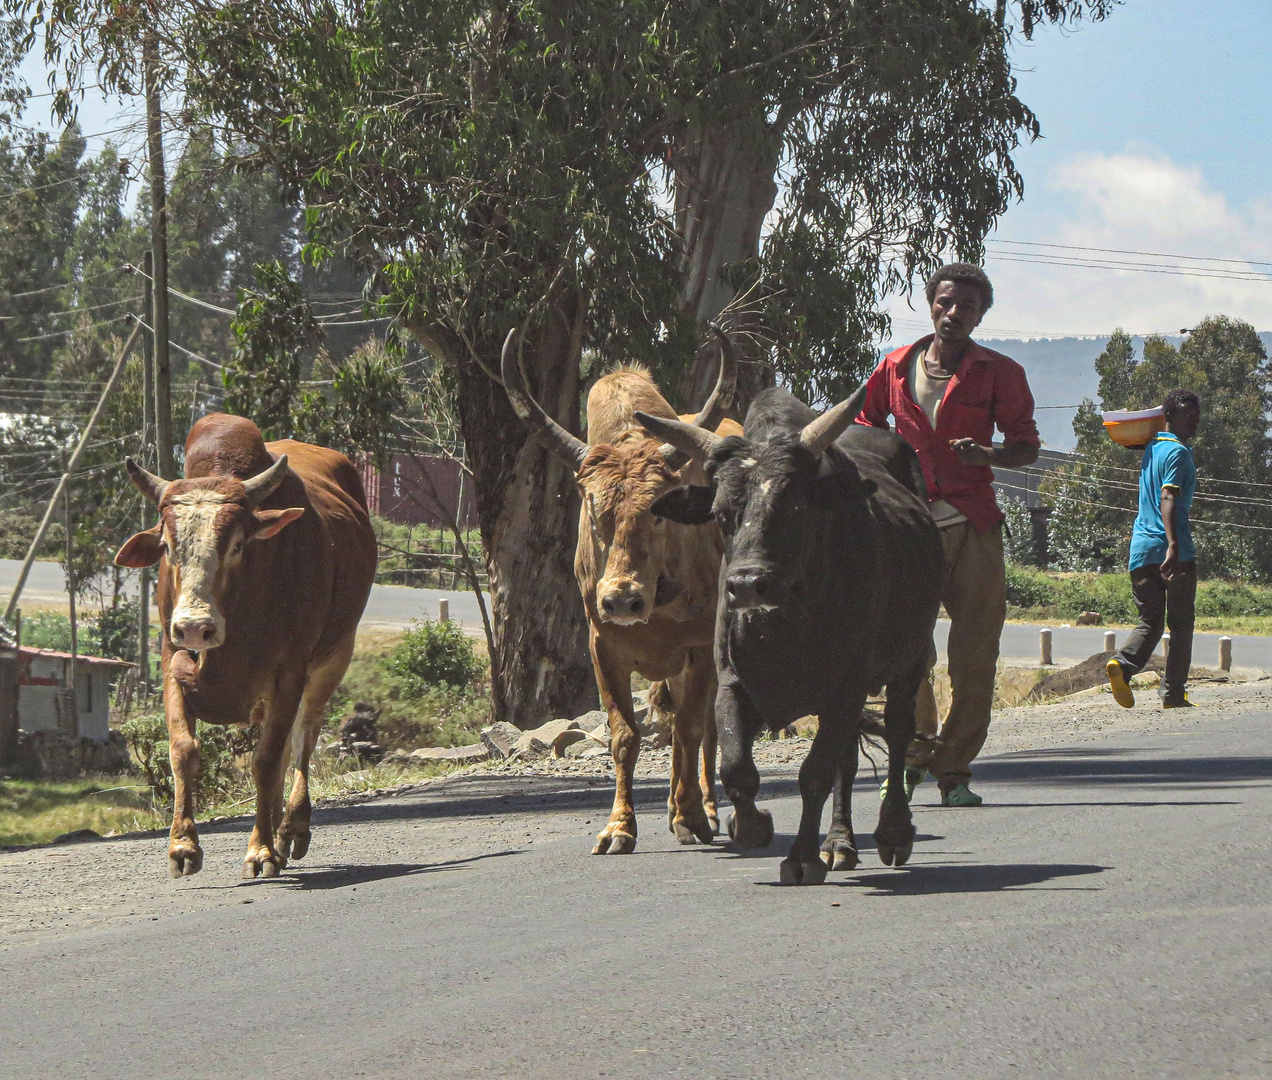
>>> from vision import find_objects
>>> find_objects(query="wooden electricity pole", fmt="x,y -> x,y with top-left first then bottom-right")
137,251 -> 156,690
144,29 -> 175,481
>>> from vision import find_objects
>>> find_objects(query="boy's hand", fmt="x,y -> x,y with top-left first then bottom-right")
1161,543 -> 1180,581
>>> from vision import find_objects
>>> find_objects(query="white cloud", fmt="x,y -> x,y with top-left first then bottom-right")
887,149 -> 1272,340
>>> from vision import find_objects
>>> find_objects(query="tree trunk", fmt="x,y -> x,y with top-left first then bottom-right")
674,119 -> 782,415
448,307 -> 596,728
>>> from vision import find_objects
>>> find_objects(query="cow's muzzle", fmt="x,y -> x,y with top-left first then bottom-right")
598,580 -> 650,624
726,565 -> 781,610
170,616 -> 225,651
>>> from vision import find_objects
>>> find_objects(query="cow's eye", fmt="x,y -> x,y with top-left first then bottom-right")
232,539 -> 243,554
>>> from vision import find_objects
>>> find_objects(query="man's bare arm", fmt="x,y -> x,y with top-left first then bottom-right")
1160,485 -> 1180,580
949,439 -> 1040,468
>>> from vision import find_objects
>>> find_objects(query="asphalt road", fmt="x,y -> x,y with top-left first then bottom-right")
4,557 -> 1270,668
2,709 -> 1270,1079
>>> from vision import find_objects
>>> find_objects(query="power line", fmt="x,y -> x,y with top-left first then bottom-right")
0,295 -> 142,323
15,313 -> 130,342
992,238 -> 1272,271
1,266 -> 128,301
984,251 -> 1272,285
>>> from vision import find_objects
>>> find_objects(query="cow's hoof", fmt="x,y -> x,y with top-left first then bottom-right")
876,842 -> 913,867
820,840 -> 859,872
592,828 -> 636,855
673,816 -> 715,846
779,857 -> 828,886
726,809 -> 775,850
167,848 -> 203,878
277,832 -> 311,861
242,849 -> 286,879
706,809 -> 720,836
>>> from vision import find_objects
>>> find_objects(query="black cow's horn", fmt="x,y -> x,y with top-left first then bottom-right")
501,327 -> 588,471
658,321 -> 737,468
799,381 -> 869,456
637,412 -> 724,464
125,458 -> 169,504
242,454 -> 290,507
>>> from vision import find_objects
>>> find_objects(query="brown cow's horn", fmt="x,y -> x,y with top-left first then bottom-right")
637,411 -> 724,464
501,327 -> 588,471
691,322 -> 738,432
242,454 -> 290,507
658,321 -> 738,467
124,457 -> 169,504
799,382 -> 869,456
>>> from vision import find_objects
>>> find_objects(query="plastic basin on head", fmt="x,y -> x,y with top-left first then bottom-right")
1102,407 -> 1165,448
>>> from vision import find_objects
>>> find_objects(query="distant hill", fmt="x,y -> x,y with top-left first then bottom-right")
880,332 -> 1272,450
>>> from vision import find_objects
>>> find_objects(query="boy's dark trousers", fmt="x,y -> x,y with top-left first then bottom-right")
1114,560 -> 1197,703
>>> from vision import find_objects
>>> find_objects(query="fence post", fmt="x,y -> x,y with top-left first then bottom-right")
438,598 -> 450,625
1219,637 -> 1232,673
1040,627 -> 1053,666
1162,633 -> 1170,661
1103,630 -> 1116,653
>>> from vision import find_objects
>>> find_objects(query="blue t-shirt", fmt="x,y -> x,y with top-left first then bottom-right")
1128,432 -> 1196,570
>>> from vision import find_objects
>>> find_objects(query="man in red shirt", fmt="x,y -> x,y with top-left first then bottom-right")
858,263 -> 1040,806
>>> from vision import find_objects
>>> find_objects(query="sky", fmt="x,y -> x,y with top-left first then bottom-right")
17,2 -> 1272,343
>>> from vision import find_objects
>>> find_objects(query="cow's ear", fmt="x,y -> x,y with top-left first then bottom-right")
650,486 -> 715,525
115,526 -> 163,567
251,507 -> 305,541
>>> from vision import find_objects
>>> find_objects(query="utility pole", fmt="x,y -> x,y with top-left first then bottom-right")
64,475 -> 77,704
137,251 -> 155,690
144,29 -> 174,480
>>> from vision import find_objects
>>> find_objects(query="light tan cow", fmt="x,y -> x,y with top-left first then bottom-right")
503,327 -> 740,853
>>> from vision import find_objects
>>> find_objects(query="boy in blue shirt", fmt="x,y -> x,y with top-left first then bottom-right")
1107,389 -> 1201,709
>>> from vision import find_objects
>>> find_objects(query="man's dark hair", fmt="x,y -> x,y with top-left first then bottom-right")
925,262 -> 994,312
1162,388 -> 1200,418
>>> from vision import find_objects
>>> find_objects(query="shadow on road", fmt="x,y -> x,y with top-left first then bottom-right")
972,754 -> 1272,788
271,849 -> 524,891
843,862 -> 1108,895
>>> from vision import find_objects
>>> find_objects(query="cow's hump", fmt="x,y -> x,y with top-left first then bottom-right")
184,413 -> 275,480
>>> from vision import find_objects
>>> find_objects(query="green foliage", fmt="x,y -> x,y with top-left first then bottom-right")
294,339 -> 406,469
1002,498 -> 1036,565
224,260 -> 320,439
1004,562 -> 1054,609
16,602 -> 139,661
0,511 -> 62,559
120,713 -> 258,805
383,619 -> 484,697
1052,574 -> 1138,624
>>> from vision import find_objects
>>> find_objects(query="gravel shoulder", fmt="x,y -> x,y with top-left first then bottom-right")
3,671 -> 1267,951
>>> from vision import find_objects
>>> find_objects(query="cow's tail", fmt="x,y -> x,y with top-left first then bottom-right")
858,707 -> 888,775
646,679 -> 675,748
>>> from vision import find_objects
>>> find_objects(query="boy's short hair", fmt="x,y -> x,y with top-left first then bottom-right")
925,263 -> 994,312
1163,388 -> 1200,418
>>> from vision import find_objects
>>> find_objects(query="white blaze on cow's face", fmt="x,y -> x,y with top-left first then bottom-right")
164,489 -> 244,651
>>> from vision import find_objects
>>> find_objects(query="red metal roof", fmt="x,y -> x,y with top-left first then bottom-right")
18,647 -> 134,668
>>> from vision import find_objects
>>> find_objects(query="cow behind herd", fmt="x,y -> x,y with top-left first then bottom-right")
115,328 -> 942,886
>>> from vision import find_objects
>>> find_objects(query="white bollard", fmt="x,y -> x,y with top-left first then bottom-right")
1040,627 -> 1053,666
438,598 -> 450,625
1162,632 -> 1170,661
1219,636 -> 1232,673
1104,630 -> 1116,653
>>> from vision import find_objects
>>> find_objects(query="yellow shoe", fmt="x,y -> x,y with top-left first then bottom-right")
1106,658 -> 1134,708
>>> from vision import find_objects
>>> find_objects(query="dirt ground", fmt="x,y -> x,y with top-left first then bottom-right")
3,666 -> 1268,950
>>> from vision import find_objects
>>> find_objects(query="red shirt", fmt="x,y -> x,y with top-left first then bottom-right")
856,336 -> 1040,532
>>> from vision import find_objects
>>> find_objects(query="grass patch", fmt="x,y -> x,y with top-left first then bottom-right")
0,775 -> 166,847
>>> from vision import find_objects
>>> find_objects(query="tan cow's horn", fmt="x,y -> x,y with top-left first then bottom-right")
242,455 -> 290,507
637,412 -> 725,464
658,321 -> 738,468
501,327 -> 588,471
798,382 -> 870,456
124,457 -> 169,504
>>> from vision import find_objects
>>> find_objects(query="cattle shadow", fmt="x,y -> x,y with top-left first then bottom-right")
839,861 -> 1108,895
261,849 -> 524,891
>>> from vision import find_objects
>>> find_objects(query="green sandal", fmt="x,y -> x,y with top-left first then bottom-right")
879,766 -> 925,802
940,783 -> 983,808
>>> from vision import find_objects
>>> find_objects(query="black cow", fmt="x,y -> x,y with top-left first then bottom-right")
635,385 -> 941,885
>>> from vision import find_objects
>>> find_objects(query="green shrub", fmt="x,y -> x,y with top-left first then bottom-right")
1053,573 -> 1137,623
1196,580 -> 1272,617
18,604 -> 139,661
121,713 -> 258,805
383,619 -> 484,697
1005,562 -> 1055,609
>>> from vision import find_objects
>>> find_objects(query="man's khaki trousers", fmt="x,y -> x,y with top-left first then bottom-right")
910,521 -> 1006,791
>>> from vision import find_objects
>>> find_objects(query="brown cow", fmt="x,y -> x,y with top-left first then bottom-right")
115,414 -> 377,878
503,327 -> 740,853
